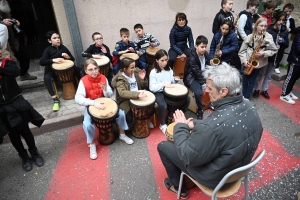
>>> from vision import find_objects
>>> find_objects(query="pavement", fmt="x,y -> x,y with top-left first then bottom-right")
0,63 -> 300,199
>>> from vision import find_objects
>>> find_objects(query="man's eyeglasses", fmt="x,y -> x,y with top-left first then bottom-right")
87,68 -> 99,73
94,37 -> 103,41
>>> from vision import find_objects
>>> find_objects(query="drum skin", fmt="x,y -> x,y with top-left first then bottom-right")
93,56 -> 110,77
145,47 -> 160,66
88,98 -> 119,145
129,90 -> 155,138
120,53 -> 139,68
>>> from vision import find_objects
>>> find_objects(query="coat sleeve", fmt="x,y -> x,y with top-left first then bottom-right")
187,56 -> 205,84
104,45 -> 113,62
116,77 -> 140,99
64,46 -> 75,61
174,123 -> 220,166
0,61 -> 20,77
295,33 -> 300,55
103,78 -> 113,98
169,28 -> 183,55
210,34 -> 217,59
237,14 -> 248,40
188,27 -> 194,48
150,34 -> 160,47
39,47 -> 53,66
75,80 -> 94,106
222,33 -> 239,55
112,42 -> 122,56
82,45 -> 94,58
212,13 -> 220,34
263,34 -> 278,58
149,70 -> 164,93
238,36 -> 250,64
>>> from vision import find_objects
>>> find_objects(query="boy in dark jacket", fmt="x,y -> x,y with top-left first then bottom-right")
82,32 -> 113,86
280,26 -> 300,104
212,0 -> 234,34
112,28 -> 136,75
183,35 -> 210,120
0,44 -> 45,172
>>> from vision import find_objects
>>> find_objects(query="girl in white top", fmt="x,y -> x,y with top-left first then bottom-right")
149,49 -> 190,134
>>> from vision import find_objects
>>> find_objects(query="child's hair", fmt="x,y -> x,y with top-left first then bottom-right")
246,0 -> 259,9
120,58 -> 135,71
92,32 -> 101,40
120,28 -> 130,36
283,3 -> 294,11
195,35 -> 208,46
249,18 -> 267,44
46,30 -> 59,40
153,49 -> 170,73
221,0 -> 230,8
174,12 -> 188,25
221,19 -> 233,30
274,11 -> 287,24
83,58 -> 98,71
133,23 -> 143,30
263,1 -> 276,10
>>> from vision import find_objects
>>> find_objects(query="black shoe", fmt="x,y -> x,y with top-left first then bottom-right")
164,178 -> 189,199
29,149 -> 44,167
197,110 -> 203,120
18,151 -> 32,172
252,90 -> 259,98
261,90 -> 270,99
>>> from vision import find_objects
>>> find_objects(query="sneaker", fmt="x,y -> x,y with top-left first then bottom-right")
280,95 -> 295,104
148,121 -> 154,128
163,178 -> 189,199
52,100 -> 60,112
89,143 -> 97,159
274,68 -> 280,74
119,134 -> 134,145
289,92 -> 298,100
20,73 -> 37,81
159,124 -> 168,135
261,90 -> 270,100
252,90 -> 259,98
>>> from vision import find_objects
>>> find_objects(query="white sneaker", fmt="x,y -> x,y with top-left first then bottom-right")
148,121 -> 154,128
280,95 -> 295,104
289,92 -> 298,100
274,68 -> 280,74
119,134 -> 134,145
159,124 -> 168,135
89,143 -> 97,160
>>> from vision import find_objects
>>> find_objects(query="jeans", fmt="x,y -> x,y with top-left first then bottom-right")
242,68 -> 261,99
188,80 -> 202,111
254,63 -> 275,91
139,53 -> 147,70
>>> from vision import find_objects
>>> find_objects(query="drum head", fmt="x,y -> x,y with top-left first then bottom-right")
88,98 -> 118,119
146,47 -> 160,56
166,122 -> 176,137
93,56 -> 110,66
120,53 -> 139,61
164,84 -> 188,96
52,60 -> 74,70
130,90 -> 155,106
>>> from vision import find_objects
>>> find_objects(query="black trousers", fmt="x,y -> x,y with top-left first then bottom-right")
282,63 -> 300,96
157,141 -> 191,186
168,47 -> 190,69
1,115 -> 37,154
14,47 -> 30,76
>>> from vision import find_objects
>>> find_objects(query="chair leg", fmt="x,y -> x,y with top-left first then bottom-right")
153,113 -> 156,127
177,172 -> 185,200
53,81 -> 60,98
244,174 -> 249,200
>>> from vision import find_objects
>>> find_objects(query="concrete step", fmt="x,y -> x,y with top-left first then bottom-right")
271,67 -> 287,81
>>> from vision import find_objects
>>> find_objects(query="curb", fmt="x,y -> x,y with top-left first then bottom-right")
2,113 -> 83,144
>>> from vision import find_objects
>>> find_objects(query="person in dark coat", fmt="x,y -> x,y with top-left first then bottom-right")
0,43 -> 45,172
183,35 -> 210,120
158,63 -> 263,199
168,12 -> 194,69
253,11 -> 289,100
212,0 -> 234,34
209,20 -> 239,64
280,26 -> 300,104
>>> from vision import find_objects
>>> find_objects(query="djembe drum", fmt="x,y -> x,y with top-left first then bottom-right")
145,47 -> 160,78
52,60 -> 75,100
163,84 -> 188,125
88,98 -> 119,145
93,56 -> 110,77
202,92 -> 211,110
165,122 -> 195,189
120,53 -> 139,68
129,90 -> 155,138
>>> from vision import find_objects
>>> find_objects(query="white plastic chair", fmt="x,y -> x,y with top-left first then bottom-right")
177,150 -> 266,200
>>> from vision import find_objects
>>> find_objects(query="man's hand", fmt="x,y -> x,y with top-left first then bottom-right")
2,18 -> 13,26
173,109 -> 189,124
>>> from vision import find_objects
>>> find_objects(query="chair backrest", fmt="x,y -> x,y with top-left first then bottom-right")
214,150 -> 266,191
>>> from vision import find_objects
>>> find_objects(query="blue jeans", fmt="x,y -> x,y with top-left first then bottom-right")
139,53 -> 147,70
254,63 -> 274,91
242,68 -> 261,99
188,80 -> 202,112
113,63 -> 120,75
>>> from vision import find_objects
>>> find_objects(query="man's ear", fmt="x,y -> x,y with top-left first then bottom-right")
221,87 -> 229,97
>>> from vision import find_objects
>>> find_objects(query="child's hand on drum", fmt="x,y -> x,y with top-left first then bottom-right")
164,83 -> 175,88
138,91 -> 147,98
139,69 -> 146,80
93,54 -> 102,59
150,42 -> 155,47
62,53 -> 70,59
138,52 -> 143,56
179,53 -> 186,61
94,101 -> 106,110
53,58 -> 64,63
128,47 -> 135,52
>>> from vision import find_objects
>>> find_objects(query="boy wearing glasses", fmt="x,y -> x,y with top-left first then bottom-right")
82,32 -> 113,86
75,59 -> 133,160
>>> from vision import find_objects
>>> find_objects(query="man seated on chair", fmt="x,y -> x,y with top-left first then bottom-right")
157,62 -> 263,199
